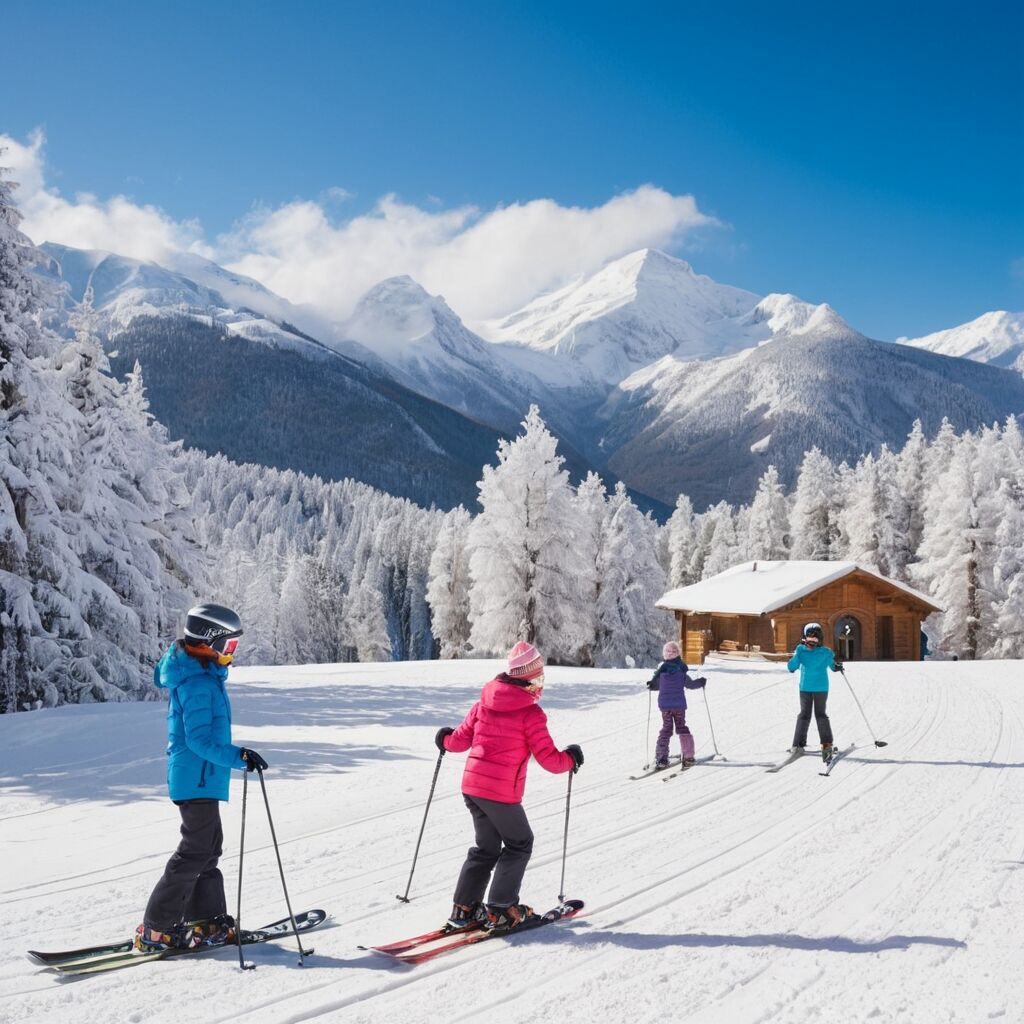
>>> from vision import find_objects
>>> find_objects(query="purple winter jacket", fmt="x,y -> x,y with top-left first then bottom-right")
647,657 -> 707,711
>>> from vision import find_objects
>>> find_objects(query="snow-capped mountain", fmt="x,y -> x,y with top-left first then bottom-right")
901,311 -> 1024,373
37,242 -> 333,355
596,331 -> 1024,507
31,241 -> 1024,511
337,276 -> 556,433
479,249 -> 859,385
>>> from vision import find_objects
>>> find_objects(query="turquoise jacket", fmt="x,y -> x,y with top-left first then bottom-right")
154,642 -> 243,802
787,643 -> 837,693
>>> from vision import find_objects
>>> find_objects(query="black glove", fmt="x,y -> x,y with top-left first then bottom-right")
831,661 -> 844,673
694,676 -> 707,688
240,748 -> 268,772
435,726 -> 454,752
565,744 -> 584,773
646,678 -> 660,691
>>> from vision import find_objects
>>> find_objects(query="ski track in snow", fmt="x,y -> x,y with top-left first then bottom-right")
1,659 -> 1022,1024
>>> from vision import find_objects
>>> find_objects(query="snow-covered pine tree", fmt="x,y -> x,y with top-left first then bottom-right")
837,451 -> 900,575
700,502 -> 741,578
572,472 -> 608,666
666,493 -> 698,586
467,406 -> 587,662
889,420 -> 928,580
789,447 -> 838,560
593,483 -> 669,666
912,428 -> 1001,658
426,506 -> 473,658
743,464 -> 790,561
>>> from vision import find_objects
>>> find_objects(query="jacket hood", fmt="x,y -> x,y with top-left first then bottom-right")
480,675 -> 540,712
155,642 -> 229,691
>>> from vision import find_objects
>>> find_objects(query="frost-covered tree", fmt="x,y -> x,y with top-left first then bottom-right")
744,465 -> 790,561
837,451 -> 900,575
700,502 -> 741,578
1,167 -> 200,709
467,406 -> 587,661
912,430 -> 1001,659
593,483 -> 669,666
571,472 -> 607,666
426,506 -> 473,658
666,494 -> 698,586
789,447 -> 838,560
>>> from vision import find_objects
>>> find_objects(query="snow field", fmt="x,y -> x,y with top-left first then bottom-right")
1,659 -> 1022,1024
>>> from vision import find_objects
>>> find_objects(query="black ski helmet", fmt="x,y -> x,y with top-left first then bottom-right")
184,603 -> 243,653
803,622 -> 824,644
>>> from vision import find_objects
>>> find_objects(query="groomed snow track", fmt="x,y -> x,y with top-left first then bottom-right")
2,659 -> 1022,1024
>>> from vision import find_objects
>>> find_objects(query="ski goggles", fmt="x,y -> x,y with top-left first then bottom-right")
185,636 -> 240,665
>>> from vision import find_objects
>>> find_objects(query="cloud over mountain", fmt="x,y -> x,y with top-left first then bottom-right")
2,129 -> 716,323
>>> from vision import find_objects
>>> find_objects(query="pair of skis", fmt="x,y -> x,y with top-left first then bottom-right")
361,899 -> 584,966
765,744 -> 855,776
628,753 -> 717,781
27,910 -> 327,976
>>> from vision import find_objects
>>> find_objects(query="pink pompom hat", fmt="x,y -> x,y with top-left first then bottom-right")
662,640 -> 682,659
507,641 -> 545,681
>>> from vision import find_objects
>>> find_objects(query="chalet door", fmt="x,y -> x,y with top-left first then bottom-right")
834,615 -> 861,660
878,616 -> 894,660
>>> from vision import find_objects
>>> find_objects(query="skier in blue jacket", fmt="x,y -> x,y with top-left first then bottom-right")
136,604 -> 268,952
787,622 -> 843,762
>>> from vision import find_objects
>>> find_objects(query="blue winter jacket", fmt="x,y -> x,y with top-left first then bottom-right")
787,644 -> 837,693
154,642 -> 243,802
647,657 -> 706,711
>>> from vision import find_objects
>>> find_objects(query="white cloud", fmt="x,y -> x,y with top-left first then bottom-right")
2,130 -> 210,262
2,129 -> 718,322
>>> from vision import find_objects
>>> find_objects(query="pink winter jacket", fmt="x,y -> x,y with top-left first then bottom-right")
444,674 -> 574,804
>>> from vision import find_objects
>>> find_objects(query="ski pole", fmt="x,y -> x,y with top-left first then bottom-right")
702,686 -> 725,760
839,667 -> 888,747
557,769 -> 574,903
236,769 -> 255,971
256,768 -> 312,963
645,687 -> 653,769
396,748 -> 445,903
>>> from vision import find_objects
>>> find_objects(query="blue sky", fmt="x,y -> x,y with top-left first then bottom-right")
3,0 -> 1022,337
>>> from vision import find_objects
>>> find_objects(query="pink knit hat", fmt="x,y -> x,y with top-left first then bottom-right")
662,640 -> 682,659
507,641 -> 545,681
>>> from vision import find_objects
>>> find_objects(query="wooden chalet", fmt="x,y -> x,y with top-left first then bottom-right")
656,560 -> 942,665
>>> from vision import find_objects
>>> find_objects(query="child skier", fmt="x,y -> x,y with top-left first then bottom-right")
435,641 -> 583,932
646,640 -> 707,769
135,604 -> 268,952
788,621 -> 843,762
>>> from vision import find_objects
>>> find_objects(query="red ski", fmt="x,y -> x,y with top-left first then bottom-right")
367,900 -> 584,966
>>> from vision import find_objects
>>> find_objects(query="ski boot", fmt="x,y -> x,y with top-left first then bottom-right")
134,924 -> 179,953
484,903 -> 534,932
181,914 -> 236,948
682,757 -> 696,767
821,742 -> 834,764
445,901 -> 489,931
789,744 -> 805,755
654,758 -> 670,771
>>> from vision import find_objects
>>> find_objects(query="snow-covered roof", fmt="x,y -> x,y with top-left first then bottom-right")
656,561 -> 941,615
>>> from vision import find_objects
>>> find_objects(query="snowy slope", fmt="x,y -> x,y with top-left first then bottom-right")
2,659 -> 1023,1024
901,310 -> 1024,373
480,249 -> 858,386
37,243 -> 333,356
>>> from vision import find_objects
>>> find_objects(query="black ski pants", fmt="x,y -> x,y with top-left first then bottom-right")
453,795 -> 534,908
144,799 -> 226,931
793,690 -> 833,747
